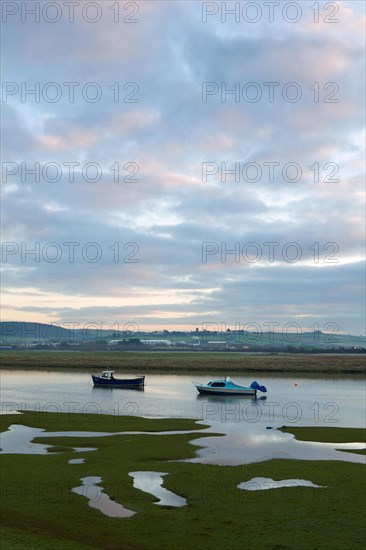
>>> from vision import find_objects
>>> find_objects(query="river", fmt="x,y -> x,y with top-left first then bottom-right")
1,370 -> 365,465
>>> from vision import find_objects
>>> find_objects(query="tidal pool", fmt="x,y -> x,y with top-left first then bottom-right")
187,423 -> 366,465
129,471 -> 187,507
0,423 -> 208,454
0,424 -> 52,454
0,424 -> 97,454
238,477 -> 325,491
1,422 -> 365,466
72,476 -> 135,518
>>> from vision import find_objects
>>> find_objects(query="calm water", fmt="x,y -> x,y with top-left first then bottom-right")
1,370 -> 365,465
129,471 -> 187,507
72,476 -> 135,518
1,370 -> 365,427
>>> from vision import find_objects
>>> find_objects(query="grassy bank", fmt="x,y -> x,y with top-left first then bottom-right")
0,351 -> 365,374
280,426 -> 366,456
280,426 -> 366,443
1,412 -> 365,549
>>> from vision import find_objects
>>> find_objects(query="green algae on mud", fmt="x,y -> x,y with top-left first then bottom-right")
279,425 -> 366,443
279,426 -> 366,456
0,410 -> 207,435
1,413 -> 365,549
1,350 -> 365,374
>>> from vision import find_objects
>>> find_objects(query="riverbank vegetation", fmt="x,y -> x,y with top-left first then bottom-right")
0,351 -> 365,374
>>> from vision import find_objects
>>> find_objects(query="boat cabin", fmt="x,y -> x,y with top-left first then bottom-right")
206,377 -> 233,388
100,370 -> 115,380
207,381 -> 226,388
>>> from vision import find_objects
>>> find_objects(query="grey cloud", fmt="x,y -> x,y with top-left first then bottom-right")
1,0 -> 364,333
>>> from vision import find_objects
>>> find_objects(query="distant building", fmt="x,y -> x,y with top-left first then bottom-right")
108,339 -> 123,346
140,340 -> 172,347
207,341 -> 228,348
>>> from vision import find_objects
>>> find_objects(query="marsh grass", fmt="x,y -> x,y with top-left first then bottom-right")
0,351 -> 365,374
280,425 -> 366,457
1,412 -> 365,549
279,426 -> 366,443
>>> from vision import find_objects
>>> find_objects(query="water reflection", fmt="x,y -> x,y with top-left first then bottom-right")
0,424 -> 50,454
0,424 -> 97,454
1,370 -> 365,428
1,370 -> 365,466
1,422 -> 364,466
196,394 -> 262,404
187,423 -> 366,465
0,423 -> 211,454
129,471 -> 186,507
72,476 -> 135,518
237,477 -> 325,491
92,386 -> 144,393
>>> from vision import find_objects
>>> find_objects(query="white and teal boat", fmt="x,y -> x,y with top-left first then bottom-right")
194,377 -> 267,396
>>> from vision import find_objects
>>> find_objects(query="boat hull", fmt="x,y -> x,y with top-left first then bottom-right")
196,385 -> 256,396
92,375 -> 145,388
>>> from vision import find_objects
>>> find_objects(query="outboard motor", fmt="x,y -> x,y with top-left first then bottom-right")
250,381 -> 267,393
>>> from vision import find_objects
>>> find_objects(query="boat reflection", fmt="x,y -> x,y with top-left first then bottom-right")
92,386 -> 144,392
196,393 -> 261,404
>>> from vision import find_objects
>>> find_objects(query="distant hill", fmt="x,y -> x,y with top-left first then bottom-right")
0,322 -> 365,351
0,322 -> 114,343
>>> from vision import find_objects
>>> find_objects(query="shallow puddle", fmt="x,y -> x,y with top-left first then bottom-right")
0,424 -> 97,454
238,477 -> 325,491
1,423 -> 365,468
0,423 -> 209,455
72,476 -> 135,518
0,424 -> 51,454
69,458 -> 85,464
129,471 -> 186,507
188,423 -> 366,466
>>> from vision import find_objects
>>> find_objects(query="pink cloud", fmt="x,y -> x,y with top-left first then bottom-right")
107,110 -> 159,134
37,131 -> 98,151
303,2 -> 365,41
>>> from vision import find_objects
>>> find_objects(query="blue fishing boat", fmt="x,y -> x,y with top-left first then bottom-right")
92,370 -> 145,388
194,377 -> 267,396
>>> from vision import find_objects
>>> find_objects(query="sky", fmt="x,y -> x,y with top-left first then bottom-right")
1,0 -> 365,336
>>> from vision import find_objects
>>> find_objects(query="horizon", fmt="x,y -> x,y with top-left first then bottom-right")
1,319 -> 365,339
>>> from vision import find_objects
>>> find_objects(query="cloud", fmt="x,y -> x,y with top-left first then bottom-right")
1,0 -> 365,333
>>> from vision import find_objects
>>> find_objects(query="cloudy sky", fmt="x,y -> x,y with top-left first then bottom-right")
1,0 -> 365,335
